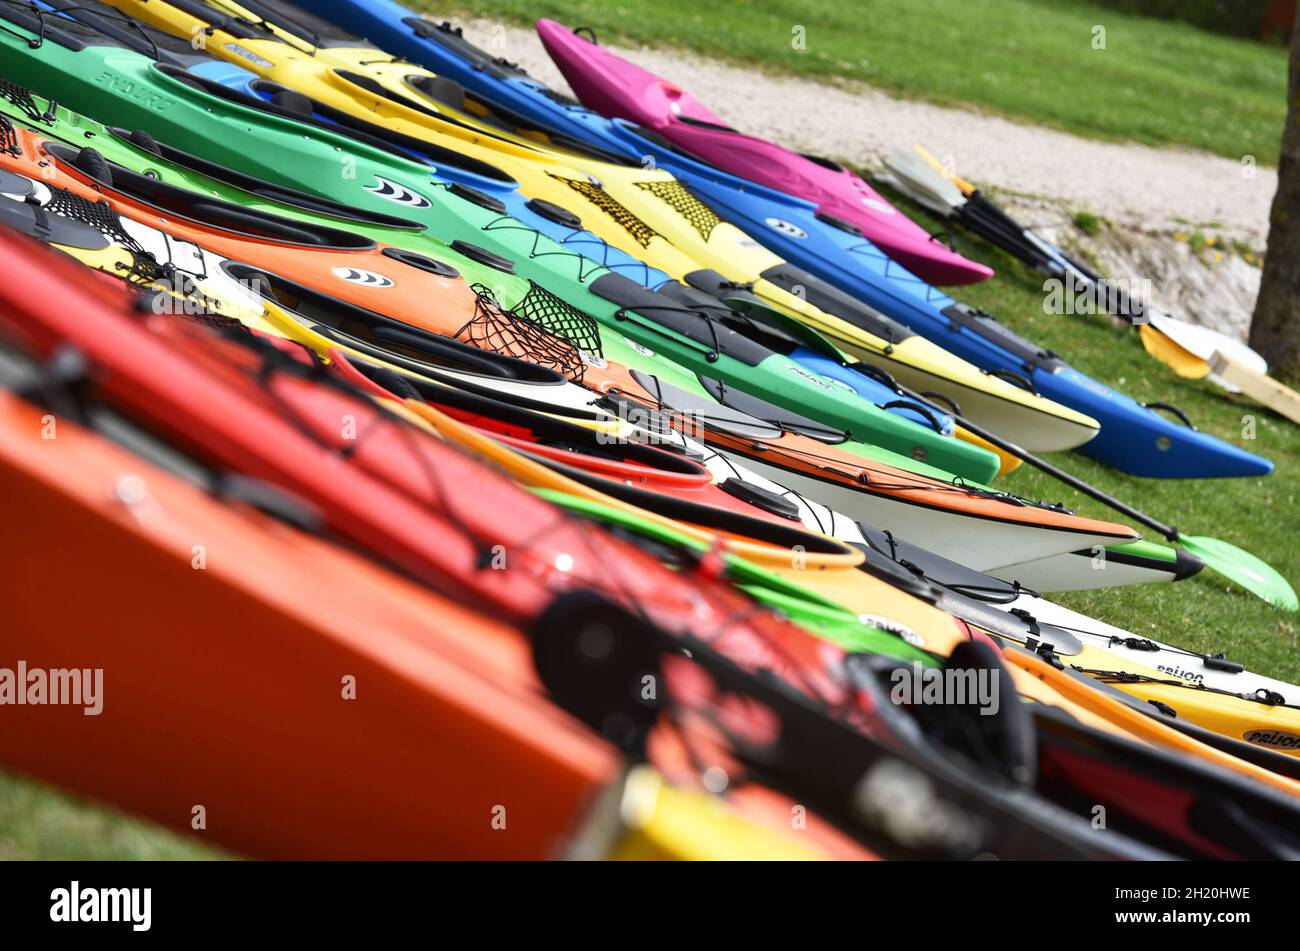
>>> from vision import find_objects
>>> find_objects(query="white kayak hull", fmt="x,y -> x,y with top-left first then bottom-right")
719,449 -> 1135,572
990,544 -> 1200,592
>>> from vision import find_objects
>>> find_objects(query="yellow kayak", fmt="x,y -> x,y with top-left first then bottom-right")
1003,649 -> 1300,797
571,765 -> 838,860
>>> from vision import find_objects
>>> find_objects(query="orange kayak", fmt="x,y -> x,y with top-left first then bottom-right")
0,374 -> 879,858
0,378 -> 610,858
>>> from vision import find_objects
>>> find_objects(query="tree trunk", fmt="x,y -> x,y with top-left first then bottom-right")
1251,9 -> 1300,380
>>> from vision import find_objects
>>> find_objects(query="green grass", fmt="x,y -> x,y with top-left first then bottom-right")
0,771 -> 228,860
868,177 -> 1300,686
437,0 -> 1289,163
1072,210 -> 1104,237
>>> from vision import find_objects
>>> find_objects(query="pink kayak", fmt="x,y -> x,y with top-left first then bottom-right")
536,19 -> 994,286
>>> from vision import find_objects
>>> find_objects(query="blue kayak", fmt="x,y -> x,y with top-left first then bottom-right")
284,0 -> 627,147
287,0 -> 1272,480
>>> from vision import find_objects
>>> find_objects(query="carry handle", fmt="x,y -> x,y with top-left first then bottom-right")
919,389 -> 963,417
1143,401 -> 1197,431
986,367 -> 1039,396
880,400 -> 947,434
850,361 -> 901,392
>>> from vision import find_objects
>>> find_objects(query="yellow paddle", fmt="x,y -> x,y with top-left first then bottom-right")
915,144 -> 977,196
1137,324 -> 1212,379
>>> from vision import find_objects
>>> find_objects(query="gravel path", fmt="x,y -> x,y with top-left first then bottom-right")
467,17 -> 1276,245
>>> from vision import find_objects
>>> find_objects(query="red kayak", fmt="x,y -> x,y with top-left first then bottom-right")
0,240 -> 877,859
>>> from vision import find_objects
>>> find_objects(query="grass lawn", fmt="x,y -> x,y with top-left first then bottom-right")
435,0 -> 1289,163
0,771 -> 226,859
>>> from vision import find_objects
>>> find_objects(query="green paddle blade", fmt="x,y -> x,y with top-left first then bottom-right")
1179,534 -> 1298,612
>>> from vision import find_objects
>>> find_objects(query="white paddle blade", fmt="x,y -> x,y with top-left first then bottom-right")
873,171 -> 957,217
1145,308 -> 1267,392
885,148 -> 966,213
1147,309 -> 1267,372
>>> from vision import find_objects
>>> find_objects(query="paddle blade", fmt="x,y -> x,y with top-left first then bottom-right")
954,424 -> 1022,476
1180,534 -> 1298,612
1148,310 -> 1268,373
1138,324 -> 1211,379
884,149 -> 966,214
914,144 -> 977,194
874,170 -> 958,218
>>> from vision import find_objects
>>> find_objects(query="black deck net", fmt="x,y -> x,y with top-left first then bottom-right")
41,184 -> 223,317
182,310 -> 256,338
41,185 -> 168,285
548,173 -> 660,248
511,279 -> 603,359
453,282 -> 590,383
0,79 -> 55,127
635,179 -> 722,243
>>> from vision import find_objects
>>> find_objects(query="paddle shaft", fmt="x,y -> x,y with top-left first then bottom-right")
956,193 -> 1156,328
895,169 -> 1155,329
870,164 -> 1184,536
886,378 -> 1181,540
880,164 -> 1298,605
